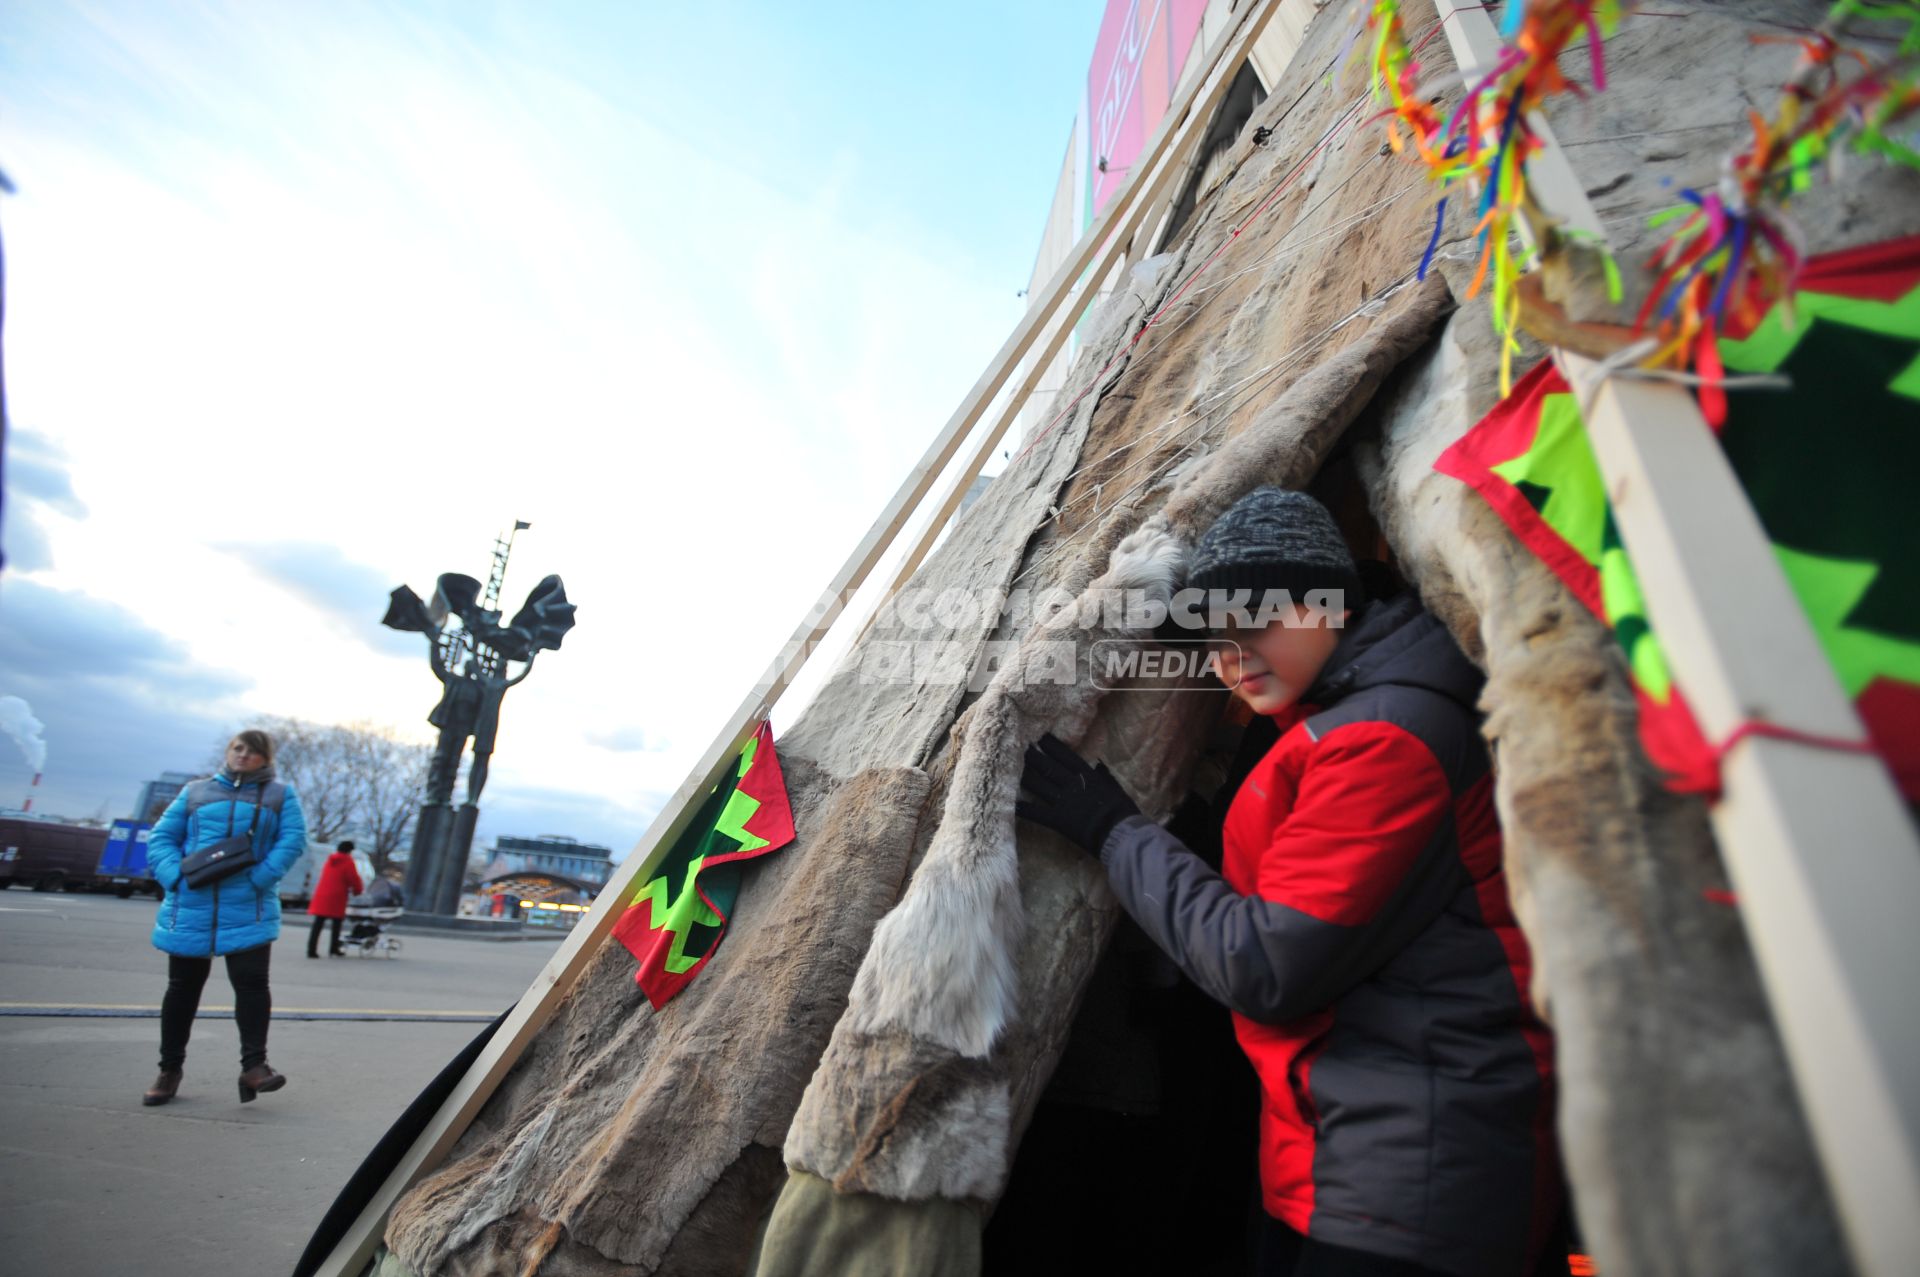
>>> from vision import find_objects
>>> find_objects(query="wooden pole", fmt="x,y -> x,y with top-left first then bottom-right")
1431,4 -> 1920,1271
1560,352 -> 1920,1277
1443,7 -> 1920,1267
310,5 -> 1283,1273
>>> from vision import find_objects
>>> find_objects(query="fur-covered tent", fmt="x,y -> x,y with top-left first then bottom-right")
368,4 -> 1917,1274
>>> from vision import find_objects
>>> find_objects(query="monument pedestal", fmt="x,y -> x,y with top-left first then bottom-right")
430,803 -> 481,916
403,802 -> 450,908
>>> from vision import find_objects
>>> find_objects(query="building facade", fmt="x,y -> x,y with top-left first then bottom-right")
132,771 -> 200,823
482,834 -> 613,889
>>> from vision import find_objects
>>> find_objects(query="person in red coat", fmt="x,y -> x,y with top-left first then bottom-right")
306,841 -> 364,958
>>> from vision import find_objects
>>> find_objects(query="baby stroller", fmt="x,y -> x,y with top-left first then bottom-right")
341,904 -> 404,957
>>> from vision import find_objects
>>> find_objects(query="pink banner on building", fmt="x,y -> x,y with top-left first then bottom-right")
1085,0 -> 1208,222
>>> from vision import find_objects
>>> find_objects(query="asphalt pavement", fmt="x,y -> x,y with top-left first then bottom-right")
0,890 -> 561,1277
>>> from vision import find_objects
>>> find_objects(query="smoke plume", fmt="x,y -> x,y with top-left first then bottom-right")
0,696 -> 49,771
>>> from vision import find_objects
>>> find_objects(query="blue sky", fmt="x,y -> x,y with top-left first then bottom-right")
0,0 -> 1107,851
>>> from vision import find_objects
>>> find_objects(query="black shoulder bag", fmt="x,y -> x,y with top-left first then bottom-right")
181,785 -> 269,889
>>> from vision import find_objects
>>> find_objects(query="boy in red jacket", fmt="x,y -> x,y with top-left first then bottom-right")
1021,487 -> 1560,1277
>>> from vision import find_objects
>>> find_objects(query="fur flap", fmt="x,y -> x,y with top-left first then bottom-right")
440,1105 -> 556,1261
849,518 -> 1192,1057
1102,519 -> 1187,597
786,1026 -> 1012,1202
849,698 -> 1026,1057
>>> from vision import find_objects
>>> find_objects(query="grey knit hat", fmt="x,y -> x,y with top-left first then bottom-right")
1185,487 -> 1362,612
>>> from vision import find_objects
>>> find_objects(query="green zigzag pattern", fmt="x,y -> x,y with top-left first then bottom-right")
1718,286 -> 1920,397
713,733 -> 770,855
624,733 -> 770,974
1490,388 -> 1680,703
1718,283 -> 1920,692
627,858 -> 721,974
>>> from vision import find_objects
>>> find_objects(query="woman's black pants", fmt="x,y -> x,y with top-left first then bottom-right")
308,915 -> 344,956
158,944 -> 272,1071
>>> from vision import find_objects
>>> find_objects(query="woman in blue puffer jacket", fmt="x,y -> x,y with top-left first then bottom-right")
142,728 -> 308,1107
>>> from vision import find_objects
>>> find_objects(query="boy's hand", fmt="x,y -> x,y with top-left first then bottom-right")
1017,733 -> 1141,856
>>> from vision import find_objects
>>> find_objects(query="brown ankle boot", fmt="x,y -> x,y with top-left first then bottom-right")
143,1070 -> 182,1106
237,1063 -> 286,1103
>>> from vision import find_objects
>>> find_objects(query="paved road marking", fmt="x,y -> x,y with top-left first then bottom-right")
0,1002 -> 498,1023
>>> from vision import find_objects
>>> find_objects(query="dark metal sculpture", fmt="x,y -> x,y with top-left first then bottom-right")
383,542 -> 576,916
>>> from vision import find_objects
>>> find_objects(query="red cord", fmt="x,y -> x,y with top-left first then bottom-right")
1711,718 -> 1878,766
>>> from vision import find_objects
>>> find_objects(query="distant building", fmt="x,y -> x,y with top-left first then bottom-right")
133,771 -> 201,822
482,834 -> 613,890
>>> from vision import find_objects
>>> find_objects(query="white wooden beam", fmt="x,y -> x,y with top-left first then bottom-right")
309,5 -> 1285,1274
1559,352 -> 1920,1277
1426,3 -> 1920,1267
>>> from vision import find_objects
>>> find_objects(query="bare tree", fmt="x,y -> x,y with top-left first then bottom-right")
211,717 -> 360,842
349,722 -> 432,877
211,718 -> 430,871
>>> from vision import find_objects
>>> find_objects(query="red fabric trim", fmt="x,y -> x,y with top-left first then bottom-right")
739,720 -> 796,846
697,722 -> 798,870
1787,233 -> 1920,304
1433,360 -> 1607,617
636,878 -> 736,1007
610,891 -> 680,999
1633,684 -> 1722,797
1854,677 -> 1920,801
1717,235 -> 1920,337
1249,722 -> 1454,926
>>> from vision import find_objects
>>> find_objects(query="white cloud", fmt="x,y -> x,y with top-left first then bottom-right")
1,0 -> 1038,849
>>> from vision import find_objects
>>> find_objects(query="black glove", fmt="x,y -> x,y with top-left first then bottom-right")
1017,733 -> 1141,856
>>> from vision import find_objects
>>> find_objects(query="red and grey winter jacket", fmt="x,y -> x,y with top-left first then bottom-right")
1099,595 -> 1558,1277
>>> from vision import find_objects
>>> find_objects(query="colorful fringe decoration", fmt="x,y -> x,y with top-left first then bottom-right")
1364,0 -> 1446,165
1639,0 -> 1920,419
1438,236 -> 1920,800
1360,1 -> 1629,392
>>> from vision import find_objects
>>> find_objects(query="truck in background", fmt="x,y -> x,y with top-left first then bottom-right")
0,819 -> 112,893
98,820 -> 161,898
1,820 -> 380,903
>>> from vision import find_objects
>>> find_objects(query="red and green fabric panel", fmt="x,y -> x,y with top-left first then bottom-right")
612,721 -> 796,1008
1435,234 -> 1920,799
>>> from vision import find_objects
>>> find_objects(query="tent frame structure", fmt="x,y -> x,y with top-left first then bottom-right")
311,4 -> 1288,1273
318,4 -> 1920,1274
